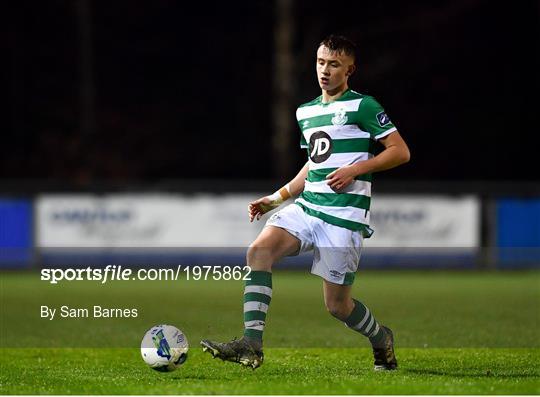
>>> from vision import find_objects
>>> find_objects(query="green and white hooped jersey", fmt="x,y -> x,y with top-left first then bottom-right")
295,89 -> 396,237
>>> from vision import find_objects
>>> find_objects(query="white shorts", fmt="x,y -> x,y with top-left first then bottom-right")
265,203 -> 363,285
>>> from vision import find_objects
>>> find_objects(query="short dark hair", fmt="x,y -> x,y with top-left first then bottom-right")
319,34 -> 357,62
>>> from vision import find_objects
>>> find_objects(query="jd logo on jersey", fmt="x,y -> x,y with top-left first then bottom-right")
309,131 -> 333,163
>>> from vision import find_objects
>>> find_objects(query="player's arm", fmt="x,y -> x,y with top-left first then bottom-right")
248,162 -> 309,222
326,131 -> 410,190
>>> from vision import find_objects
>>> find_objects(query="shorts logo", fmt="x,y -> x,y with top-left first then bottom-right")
309,131 -> 333,163
376,112 -> 391,127
329,270 -> 343,278
302,120 -> 310,129
269,213 -> 281,223
331,107 -> 348,125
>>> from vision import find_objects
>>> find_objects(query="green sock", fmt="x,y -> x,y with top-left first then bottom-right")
243,271 -> 272,344
344,299 -> 387,347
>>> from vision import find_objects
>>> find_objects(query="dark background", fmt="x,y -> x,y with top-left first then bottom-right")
5,0 -> 539,186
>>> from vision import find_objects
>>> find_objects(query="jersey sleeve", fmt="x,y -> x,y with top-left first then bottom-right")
299,134 -> 308,149
296,107 -> 308,149
357,96 -> 397,140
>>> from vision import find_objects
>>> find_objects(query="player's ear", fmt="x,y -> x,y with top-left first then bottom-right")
346,64 -> 356,77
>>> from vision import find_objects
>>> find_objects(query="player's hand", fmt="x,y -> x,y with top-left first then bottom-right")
326,165 -> 357,191
248,197 -> 274,222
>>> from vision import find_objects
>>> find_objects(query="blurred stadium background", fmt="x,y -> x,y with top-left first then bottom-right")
2,0 -> 539,270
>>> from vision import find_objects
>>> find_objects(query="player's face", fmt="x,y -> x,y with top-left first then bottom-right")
316,45 -> 355,93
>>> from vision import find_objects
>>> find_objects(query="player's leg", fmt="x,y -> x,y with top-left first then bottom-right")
312,218 -> 397,370
323,279 -> 388,346
323,280 -> 388,344
246,224 -> 301,271
322,276 -> 397,370
321,279 -> 353,320
201,216 -> 303,368
243,225 -> 300,344
322,279 -> 397,370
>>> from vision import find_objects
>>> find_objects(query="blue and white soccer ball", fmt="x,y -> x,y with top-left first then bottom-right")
140,324 -> 189,372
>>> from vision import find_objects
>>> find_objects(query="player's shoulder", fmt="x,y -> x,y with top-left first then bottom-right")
349,90 -> 378,104
296,95 -> 322,121
346,89 -> 367,100
297,95 -> 322,109
354,92 -> 386,113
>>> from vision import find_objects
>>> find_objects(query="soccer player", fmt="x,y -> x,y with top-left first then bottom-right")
201,35 -> 410,370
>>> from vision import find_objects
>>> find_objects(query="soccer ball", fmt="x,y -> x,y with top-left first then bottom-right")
140,324 -> 188,372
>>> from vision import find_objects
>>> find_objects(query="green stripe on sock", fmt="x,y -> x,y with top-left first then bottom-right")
244,272 -> 272,342
344,299 -> 367,327
344,299 -> 387,347
247,271 -> 272,287
244,328 -> 263,340
244,310 -> 267,321
244,292 -> 272,305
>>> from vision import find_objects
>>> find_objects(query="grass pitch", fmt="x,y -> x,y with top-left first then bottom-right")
1,347 -> 538,395
1,270 -> 539,394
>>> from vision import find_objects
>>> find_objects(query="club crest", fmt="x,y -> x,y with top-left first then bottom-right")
331,107 -> 348,125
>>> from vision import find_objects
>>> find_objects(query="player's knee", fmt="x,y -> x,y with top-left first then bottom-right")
325,299 -> 348,321
246,241 -> 275,271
